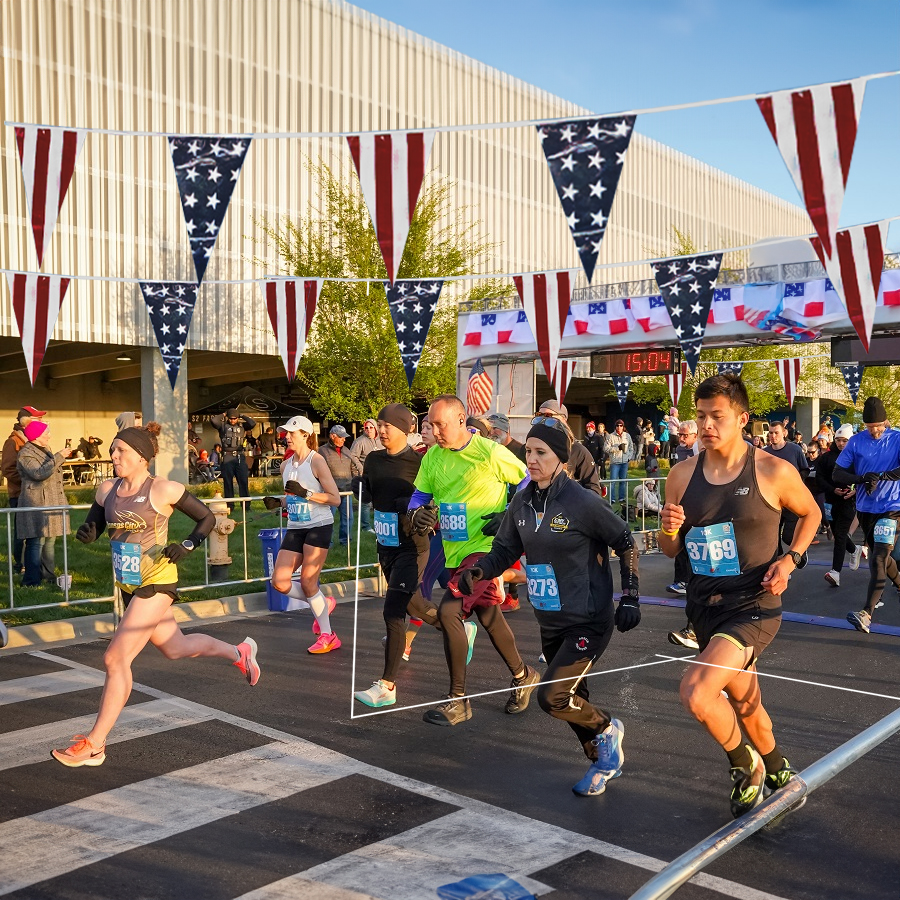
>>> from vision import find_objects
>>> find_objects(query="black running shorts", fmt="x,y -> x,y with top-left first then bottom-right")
121,583 -> 179,606
280,524 -> 333,552
686,593 -> 781,664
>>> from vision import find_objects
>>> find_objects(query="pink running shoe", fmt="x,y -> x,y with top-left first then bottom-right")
233,637 -> 261,685
311,596 -> 338,634
51,734 -> 106,768
308,632 -> 342,654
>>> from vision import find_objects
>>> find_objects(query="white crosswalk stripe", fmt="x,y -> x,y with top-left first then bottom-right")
0,668 -> 104,705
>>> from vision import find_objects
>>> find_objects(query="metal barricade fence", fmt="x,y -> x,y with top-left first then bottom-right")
0,491 -> 379,617
605,473 -> 668,548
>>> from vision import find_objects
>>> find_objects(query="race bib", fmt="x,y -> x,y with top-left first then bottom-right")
439,502 -> 468,542
873,517 -> 897,545
526,563 -> 561,611
111,540 -> 142,586
286,495 -> 312,525
374,510 -> 400,546
823,502 -> 832,523
684,522 -> 740,577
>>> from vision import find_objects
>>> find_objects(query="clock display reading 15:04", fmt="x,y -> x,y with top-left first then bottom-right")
590,349 -> 680,375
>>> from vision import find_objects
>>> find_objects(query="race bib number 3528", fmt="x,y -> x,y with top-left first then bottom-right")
111,540 -> 142,586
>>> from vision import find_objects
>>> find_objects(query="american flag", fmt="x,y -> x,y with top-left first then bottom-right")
710,287 -> 744,324
262,279 -> 322,381
666,361 -> 690,408
537,116 -> 635,283
466,359 -> 494,416
5,273 -> 71,385
513,270 -> 573,382
347,131 -> 435,284
776,357 -> 803,408
631,294 -> 671,332
757,79 -> 865,261
839,364 -> 865,403
138,282 -> 199,388
168,136 -> 251,285
652,253 -> 723,374
612,376 -> 631,410
550,358 -> 577,404
384,279 -> 444,385
14,126 -> 86,267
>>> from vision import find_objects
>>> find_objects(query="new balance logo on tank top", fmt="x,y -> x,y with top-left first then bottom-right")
678,445 -> 781,606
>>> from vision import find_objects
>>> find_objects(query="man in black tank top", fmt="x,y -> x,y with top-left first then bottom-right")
659,374 -> 820,820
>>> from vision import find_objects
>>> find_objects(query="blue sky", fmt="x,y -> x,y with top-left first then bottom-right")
355,0 -> 900,250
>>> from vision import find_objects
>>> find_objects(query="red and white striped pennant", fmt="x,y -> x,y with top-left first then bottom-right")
513,271 -> 573,384
757,79 -> 864,261
346,130 -> 436,284
776,357 -> 803,408
665,361 -> 690,408
810,221 -> 887,351
14,126 -> 87,267
550,358 -> 577,404
261,279 -> 322,381
5,273 -> 71,385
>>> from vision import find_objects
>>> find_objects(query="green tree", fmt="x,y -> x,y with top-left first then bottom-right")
252,162 -> 512,421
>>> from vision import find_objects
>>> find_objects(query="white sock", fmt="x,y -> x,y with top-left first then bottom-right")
308,590 -> 332,635
286,580 -> 310,612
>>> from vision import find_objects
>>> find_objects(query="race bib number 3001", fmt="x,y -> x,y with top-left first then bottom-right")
684,522 -> 740,577
526,563 -> 561,611
439,503 -> 468,542
374,510 -> 400,546
111,540 -> 142,586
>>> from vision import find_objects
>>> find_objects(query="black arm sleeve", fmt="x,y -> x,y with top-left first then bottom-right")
879,465 -> 900,482
76,501 -> 107,543
611,529 -> 640,597
833,465 -> 861,486
173,490 -> 216,545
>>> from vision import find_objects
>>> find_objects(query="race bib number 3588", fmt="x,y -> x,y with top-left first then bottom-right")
439,503 -> 468,542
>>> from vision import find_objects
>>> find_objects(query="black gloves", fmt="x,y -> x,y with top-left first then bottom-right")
263,496 -> 282,510
285,480 -> 311,499
407,503 -> 439,535
76,522 -> 99,544
863,472 -> 881,494
76,502 -> 106,544
162,542 -> 192,563
458,566 -> 484,595
480,511 -> 505,537
615,596 -> 641,632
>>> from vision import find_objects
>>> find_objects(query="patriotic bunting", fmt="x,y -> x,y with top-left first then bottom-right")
612,376 -> 631,410
757,79 -> 864,260
666,361 -> 690,409
168,136 -> 251,285
776,357 -> 803,408
839,364 -> 865,403
811,222 -> 888,350
466,359 -> 493,416
513,270 -> 573,382
652,253 -> 723,374
5,273 -> 71,385
537,116 -> 635,283
347,131 -> 435,284
384,279 -> 444,386
14,126 -> 87,266
262,279 -> 322,381
550,358 -> 577,404
138,282 -> 200,388
717,362 -> 744,376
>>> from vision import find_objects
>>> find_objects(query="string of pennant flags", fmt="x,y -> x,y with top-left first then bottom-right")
5,70 -> 899,391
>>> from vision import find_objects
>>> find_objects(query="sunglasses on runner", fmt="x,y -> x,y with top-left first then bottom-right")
531,416 -> 569,432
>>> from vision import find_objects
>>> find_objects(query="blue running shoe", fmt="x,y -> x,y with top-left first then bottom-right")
594,718 -> 625,774
465,620 -> 477,665
573,761 -> 622,797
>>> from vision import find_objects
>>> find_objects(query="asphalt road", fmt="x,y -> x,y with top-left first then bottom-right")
0,539 -> 898,900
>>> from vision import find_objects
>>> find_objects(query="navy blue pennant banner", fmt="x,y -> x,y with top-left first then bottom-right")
383,279 -> 444,385
612,375 -> 631,410
138,281 -> 199,388
168,136 -> 251,285
839,364 -> 865,403
717,362 -> 744,376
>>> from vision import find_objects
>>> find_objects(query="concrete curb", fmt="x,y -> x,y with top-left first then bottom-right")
2,576 -> 383,653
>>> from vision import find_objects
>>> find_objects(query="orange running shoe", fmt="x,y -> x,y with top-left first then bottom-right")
308,632 -> 342,654
311,596 -> 338,634
51,734 -> 106,768
233,637 -> 261,685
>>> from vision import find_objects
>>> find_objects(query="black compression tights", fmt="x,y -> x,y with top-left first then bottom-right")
859,512 -> 900,615
438,592 -> 524,697
382,588 -> 438,683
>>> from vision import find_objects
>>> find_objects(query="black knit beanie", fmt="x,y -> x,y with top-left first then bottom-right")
377,403 -> 416,435
863,397 -> 887,424
526,420 -> 571,462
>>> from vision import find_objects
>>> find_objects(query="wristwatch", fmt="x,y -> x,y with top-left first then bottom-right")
181,539 -> 195,552
782,550 -> 807,569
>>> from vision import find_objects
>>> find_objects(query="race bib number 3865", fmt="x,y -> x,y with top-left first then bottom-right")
684,522 -> 740,577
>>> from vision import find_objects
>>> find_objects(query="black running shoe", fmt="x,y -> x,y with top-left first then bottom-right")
422,697 -> 472,726
505,665 -> 541,714
729,745 -> 766,818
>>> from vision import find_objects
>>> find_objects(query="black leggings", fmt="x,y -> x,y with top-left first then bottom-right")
438,592 -> 523,697
829,500 -> 857,572
382,588 -> 438,683
537,622 -> 614,760
858,511 -> 900,615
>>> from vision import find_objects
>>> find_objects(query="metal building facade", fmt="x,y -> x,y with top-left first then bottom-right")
0,0 -> 811,360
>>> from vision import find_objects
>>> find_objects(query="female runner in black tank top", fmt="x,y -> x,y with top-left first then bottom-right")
659,374 -> 819,820
51,423 -> 262,768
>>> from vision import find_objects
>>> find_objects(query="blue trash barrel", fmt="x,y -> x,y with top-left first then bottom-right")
258,528 -> 289,611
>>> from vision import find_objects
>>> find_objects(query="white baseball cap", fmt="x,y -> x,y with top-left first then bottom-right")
835,424 -> 854,440
280,415 -> 313,434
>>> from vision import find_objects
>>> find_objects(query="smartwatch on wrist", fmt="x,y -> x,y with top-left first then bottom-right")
181,539 -> 195,552
782,550 -> 807,569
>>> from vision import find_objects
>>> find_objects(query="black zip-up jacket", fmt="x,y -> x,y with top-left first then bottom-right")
816,446 -> 856,508
476,472 -> 638,635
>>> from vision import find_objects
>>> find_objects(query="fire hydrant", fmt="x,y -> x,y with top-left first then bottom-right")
207,492 -> 235,582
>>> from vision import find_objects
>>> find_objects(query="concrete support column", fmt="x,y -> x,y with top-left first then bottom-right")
794,397 -> 820,446
140,348 -> 188,482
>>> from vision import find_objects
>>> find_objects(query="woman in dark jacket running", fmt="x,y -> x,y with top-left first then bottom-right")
459,416 -> 641,796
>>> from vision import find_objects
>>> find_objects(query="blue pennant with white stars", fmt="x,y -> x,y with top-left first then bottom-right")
537,116 -> 635,283
717,362 -> 744,376
138,281 -> 199,388
383,279 -> 444,386
167,136 -> 251,285
652,253 -> 723,375
839,364 -> 865,403
612,375 -> 631,410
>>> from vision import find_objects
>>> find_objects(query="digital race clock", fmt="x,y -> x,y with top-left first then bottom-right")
590,349 -> 681,376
